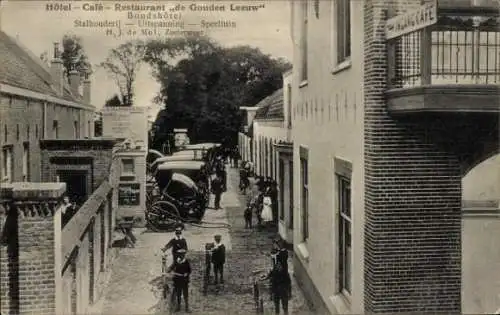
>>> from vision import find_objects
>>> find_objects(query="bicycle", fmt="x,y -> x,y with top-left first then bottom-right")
252,269 -> 267,314
155,251 -> 177,314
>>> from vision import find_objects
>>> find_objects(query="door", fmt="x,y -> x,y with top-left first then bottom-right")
58,170 -> 88,206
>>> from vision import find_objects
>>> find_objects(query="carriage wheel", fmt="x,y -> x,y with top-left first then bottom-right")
146,201 -> 181,232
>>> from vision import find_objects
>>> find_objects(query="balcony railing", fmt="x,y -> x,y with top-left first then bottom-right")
388,10 -> 500,89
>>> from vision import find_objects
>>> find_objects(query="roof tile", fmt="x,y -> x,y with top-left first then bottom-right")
0,31 -> 82,103
254,88 -> 283,120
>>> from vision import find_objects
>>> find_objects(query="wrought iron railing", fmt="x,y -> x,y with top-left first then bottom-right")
388,11 -> 500,88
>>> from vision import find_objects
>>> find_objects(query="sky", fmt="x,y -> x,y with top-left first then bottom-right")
0,0 -> 293,119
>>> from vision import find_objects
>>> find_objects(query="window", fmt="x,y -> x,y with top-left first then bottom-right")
35,124 -> 39,139
3,125 -> 7,142
52,120 -> 59,139
279,159 -> 285,221
88,121 -> 91,138
337,173 -> 351,295
2,146 -> 13,183
300,147 -> 309,241
336,0 -> 351,64
22,142 -> 29,181
301,0 -> 309,81
74,121 -> 80,139
16,124 -> 19,141
121,159 -> 135,174
26,125 -> 30,140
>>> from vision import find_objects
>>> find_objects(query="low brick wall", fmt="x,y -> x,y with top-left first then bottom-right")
1,140 -> 122,314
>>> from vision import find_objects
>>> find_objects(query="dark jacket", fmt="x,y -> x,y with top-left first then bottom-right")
272,249 -> 289,271
211,243 -> 226,265
211,177 -> 223,194
267,267 -> 291,295
244,207 -> 252,219
165,236 -> 188,256
167,258 -> 192,283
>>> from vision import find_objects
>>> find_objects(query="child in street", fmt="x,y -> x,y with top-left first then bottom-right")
210,234 -> 226,284
244,205 -> 253,228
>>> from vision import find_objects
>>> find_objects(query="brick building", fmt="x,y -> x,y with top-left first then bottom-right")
0,139 -> 122,315
288,0 -> 499,314
0,30 -> 95,183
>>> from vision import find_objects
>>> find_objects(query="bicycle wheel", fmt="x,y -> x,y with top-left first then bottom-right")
146,201 -> 180,232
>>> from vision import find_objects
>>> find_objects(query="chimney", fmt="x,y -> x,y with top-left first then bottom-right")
69,57 -> 81,97
83,70 -> 91,104
50,42 -> 64,96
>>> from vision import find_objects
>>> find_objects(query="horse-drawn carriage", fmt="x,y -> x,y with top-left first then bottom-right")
146,170 -> 207,231
146,159 -> 214,231
145,142 -> 223,231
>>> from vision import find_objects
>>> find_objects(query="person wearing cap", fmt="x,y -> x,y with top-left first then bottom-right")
162,227 -> 188,262
210,234 -> 226,284
166,249 -> 192,312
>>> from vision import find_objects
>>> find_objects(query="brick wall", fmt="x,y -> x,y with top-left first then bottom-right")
0,93 -> 95,183
0,183 -> 66,315
17,206 -> 58,314
363,1 -> 463,312
40,140 -> 116,191
0,140 -> 120,315
0,187 -> 18,315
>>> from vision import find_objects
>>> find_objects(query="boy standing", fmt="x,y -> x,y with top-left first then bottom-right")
167,249 -> 192,312
162,226 -> 188,262
210,234 -> 226,284
244,206 -> 253,228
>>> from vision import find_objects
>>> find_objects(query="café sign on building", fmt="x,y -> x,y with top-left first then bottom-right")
385,0 -> 437,39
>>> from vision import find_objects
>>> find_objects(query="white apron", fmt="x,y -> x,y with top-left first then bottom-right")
261,196 -> 273,222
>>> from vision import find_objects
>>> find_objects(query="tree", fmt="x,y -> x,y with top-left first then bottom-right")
104,94 -> 123,107
61,34 -> 92,81
99,40 -> 146,106
144,36 -> 291,149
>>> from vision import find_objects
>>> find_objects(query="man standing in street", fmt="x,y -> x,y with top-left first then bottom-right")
261,261 -> 292,315
162,226 -> 188,262
210,234 -> 226,284
167,249 -> 192,312
211,173 -> 224,209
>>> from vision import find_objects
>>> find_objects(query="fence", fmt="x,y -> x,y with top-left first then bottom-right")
0,141 -> 121,315
388,11 -> 500,88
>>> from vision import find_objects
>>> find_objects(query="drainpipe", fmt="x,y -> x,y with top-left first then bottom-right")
43,101 -> 47,139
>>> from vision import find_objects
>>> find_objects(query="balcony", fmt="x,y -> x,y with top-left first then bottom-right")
386,3 -> 500,114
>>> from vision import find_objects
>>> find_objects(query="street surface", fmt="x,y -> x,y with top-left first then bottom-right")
92,168 -> 311,314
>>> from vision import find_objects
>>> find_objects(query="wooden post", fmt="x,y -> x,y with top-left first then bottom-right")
420,27 -> 433,85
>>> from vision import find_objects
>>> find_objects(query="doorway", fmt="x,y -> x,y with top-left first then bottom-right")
58,170 -> 89,207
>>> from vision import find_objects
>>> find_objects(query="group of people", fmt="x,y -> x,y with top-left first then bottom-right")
243,176 -> 279,229
220,146 -> 241,168
161,225 -> 227,313
160,145 -> 292,314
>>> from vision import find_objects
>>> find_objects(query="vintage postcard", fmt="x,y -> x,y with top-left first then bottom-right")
0,0 -> 498,315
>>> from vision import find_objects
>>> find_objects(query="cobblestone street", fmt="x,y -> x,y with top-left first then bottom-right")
94,168 -> 311,314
